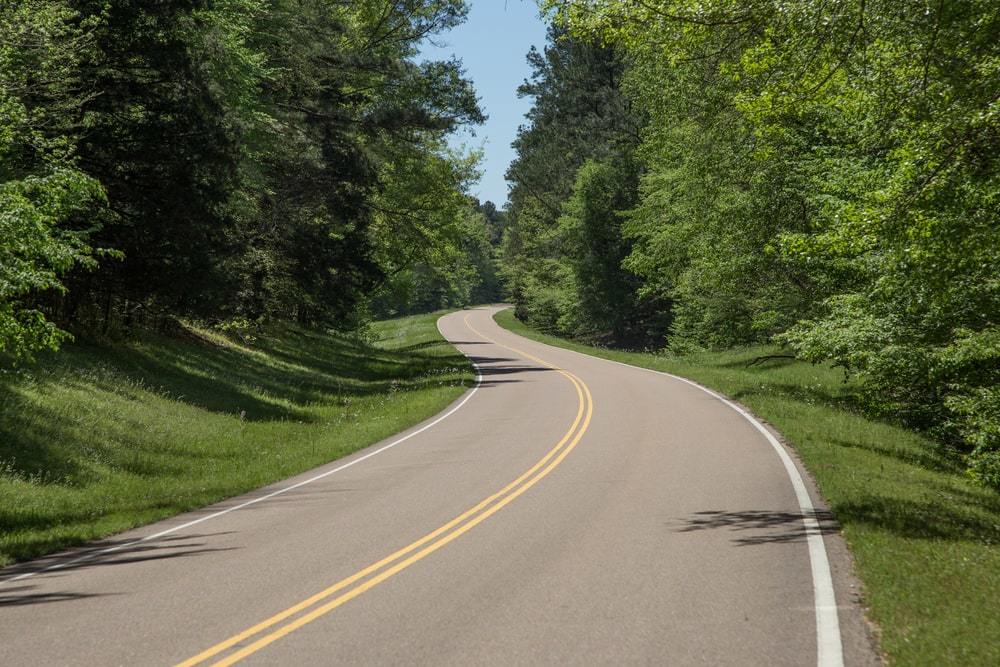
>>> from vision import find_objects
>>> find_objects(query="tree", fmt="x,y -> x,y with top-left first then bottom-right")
554,158 -> 652,343
228,0 -> 484,325
501,25 -> 663,344
0,1 -> 105,359
547,0 -> 1000,487
0,0 -> 486,336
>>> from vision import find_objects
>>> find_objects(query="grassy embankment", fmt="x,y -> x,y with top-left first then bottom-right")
0,312 -> 473,567
495,309 -> 999,666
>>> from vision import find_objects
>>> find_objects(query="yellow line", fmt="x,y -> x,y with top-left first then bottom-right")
214,380 -> 592,667
463,314 -> 558,372
177,310 -> 592,667
178,378 -> 583,666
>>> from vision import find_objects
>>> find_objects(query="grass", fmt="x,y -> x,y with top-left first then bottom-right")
495,309 -> 1000,666
0,312 -> 473,567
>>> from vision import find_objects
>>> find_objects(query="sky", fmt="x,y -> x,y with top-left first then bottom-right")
419,1 -> 549,207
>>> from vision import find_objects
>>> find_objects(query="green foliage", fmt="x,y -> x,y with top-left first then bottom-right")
0,1 -> 106,359
371,200 -> 503,317
551,158 -> 653,341
0,0 -> 489,353
65,0 -> 245,319
221,0 -> 485,326
0,170 -> 104,359
544,0 -> 1000,489
501,27 -> 665,345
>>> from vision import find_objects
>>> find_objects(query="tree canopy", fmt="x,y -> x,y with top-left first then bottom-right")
1,0 -> 494,356
499,1 -> 1000,488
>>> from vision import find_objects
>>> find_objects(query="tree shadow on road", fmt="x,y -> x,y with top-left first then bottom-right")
671,509 -> 840,546
0,584 -> 112,607
0,532 -> 240,606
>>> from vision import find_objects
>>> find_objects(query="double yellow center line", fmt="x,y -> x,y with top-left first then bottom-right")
176,314 -> 594,666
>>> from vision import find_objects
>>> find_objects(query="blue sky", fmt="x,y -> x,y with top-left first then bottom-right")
419,1 -> 549,206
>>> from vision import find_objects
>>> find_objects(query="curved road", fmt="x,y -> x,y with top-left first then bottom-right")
0,307 -> 877,665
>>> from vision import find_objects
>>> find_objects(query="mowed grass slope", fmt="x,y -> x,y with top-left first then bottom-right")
495,309 -> 1000,666
0,312 -> 473,567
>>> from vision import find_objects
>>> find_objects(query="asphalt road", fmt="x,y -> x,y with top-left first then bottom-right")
0,306 -> 878,665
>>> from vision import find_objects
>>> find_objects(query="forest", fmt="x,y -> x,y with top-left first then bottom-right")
2,0 -> 998,492
1,0 -> 501,356
504,1 -> 1000,491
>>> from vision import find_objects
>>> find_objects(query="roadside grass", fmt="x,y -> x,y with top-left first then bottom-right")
495,309 -> 1000,666
0,312 -> 473,567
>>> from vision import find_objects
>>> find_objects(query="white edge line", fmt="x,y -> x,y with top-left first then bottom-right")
0,315 -> 483,586
494,312 -> 844,667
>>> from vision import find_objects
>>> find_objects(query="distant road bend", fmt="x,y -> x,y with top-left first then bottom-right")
0,306 -> 877,665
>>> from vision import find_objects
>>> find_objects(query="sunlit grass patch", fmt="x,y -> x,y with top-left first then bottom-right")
0,312 -> 473,566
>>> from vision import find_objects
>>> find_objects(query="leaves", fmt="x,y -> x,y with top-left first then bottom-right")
539,0 -> 1000,488
501,27 -> 663,345
0,2 -> 105,359
0,0 -> 488,348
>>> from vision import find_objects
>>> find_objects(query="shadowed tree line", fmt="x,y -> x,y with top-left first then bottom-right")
1,0 -> 503,358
